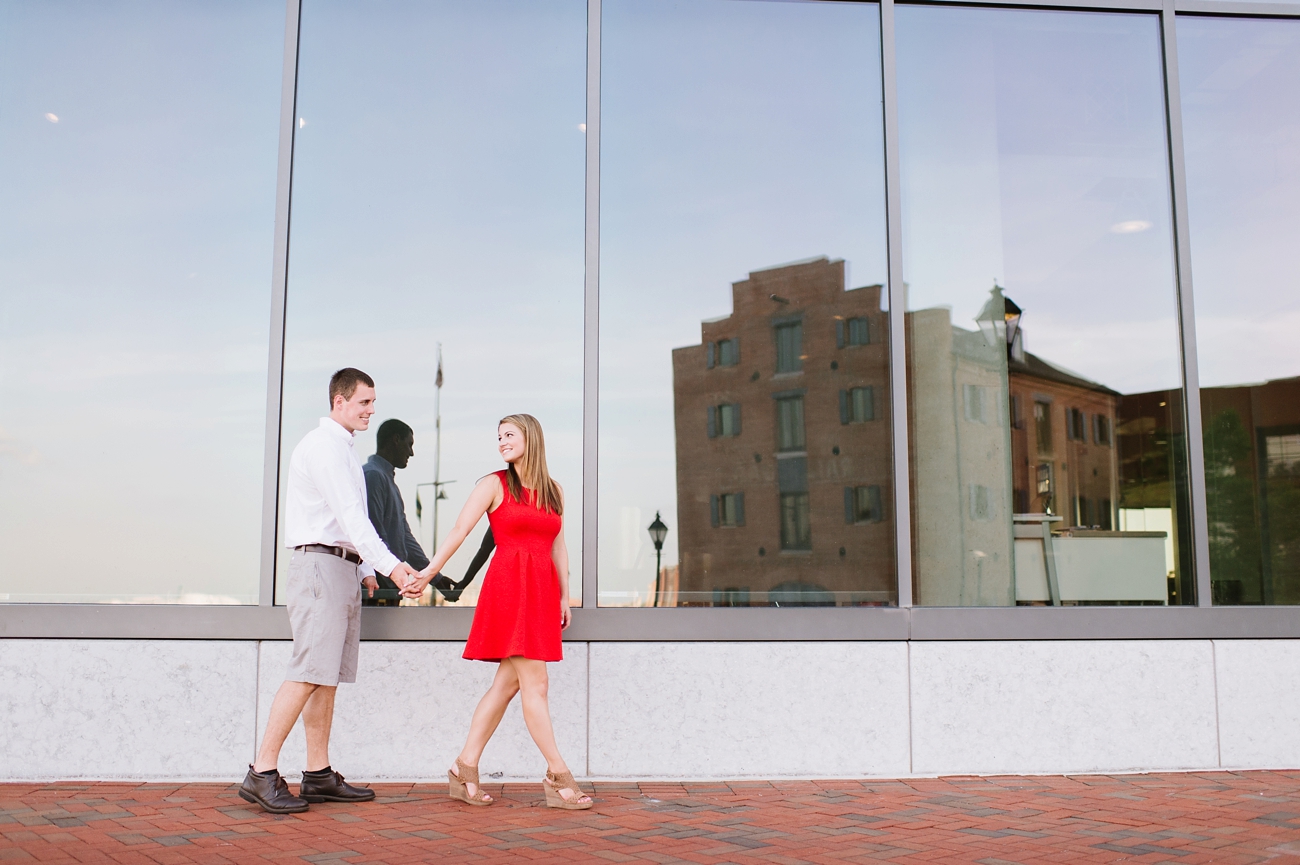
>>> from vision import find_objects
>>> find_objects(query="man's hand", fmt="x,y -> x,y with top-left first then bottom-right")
388,562 -> 416,593
402,569 -> 432,599
362,575 -> 379,599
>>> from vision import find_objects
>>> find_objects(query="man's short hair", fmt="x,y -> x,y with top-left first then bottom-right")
376,418 -> 413,451
328,368 -> 375,408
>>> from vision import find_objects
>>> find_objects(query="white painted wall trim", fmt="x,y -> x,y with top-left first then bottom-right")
2,639 -> 1298,782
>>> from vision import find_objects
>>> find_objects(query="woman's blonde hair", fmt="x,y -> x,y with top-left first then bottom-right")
499,414 -> 563,515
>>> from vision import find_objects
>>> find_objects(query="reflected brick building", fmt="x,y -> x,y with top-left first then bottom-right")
907,291 -> 1125,606
1007,343 -> 1120,529
1199,376 -> 1300,604
671,257 -> 895,606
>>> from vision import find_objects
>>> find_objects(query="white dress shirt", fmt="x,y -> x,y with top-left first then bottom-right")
284,417 -> 401,579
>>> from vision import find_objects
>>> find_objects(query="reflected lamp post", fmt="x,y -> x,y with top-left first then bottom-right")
976,283 -> 1023,360
647,511 -> 668,606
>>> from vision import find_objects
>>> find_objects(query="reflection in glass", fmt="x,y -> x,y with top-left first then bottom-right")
0,1 -> 282,603
600,0 -> 892,607
277,0 -> 586,605
1179,17 -> 1300,604
897,6 -> 1193,606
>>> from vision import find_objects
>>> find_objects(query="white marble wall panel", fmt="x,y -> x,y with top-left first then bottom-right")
587,642 -> 910,778
910,640 -> 1219,776
256,641 -> 587,781
1215,639 -> 1300,769
0,639 -> 257,781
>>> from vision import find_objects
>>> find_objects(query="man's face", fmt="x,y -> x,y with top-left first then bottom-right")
333,384 -> 376,434
392,432 -> 415,469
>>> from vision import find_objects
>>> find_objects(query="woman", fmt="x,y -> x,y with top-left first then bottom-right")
402,414 -> 592,810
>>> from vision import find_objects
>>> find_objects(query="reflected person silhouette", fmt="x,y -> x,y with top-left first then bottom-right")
362,419 -> 438,605
363,419 -> 496,604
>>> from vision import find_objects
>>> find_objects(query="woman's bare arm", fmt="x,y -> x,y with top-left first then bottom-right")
553,485 -> 572,627
404,475 -> 500,595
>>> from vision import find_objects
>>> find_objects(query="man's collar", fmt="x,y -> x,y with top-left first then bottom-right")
367,453 -> 395,476
320,417 -> 355,442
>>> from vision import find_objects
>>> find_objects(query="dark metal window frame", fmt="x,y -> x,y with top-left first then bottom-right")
5,0 -> 1300,641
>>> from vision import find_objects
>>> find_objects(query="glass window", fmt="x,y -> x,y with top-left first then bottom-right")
848,485 -> 885,524
1179,17 -> 1300,605
711,492 -> 745,528
0,0 -> 283,604
898,6 -> 1192,607
780,493 -> 813,551
600,0 -> 893,607
1034,401 -> 1054,456
843,386 -> 876,424
847,317 -> 871,346
776,396 -> 807,452
775,321 -> 804,373
717,338 -> 740,367
276,0 -> 586,606
708,403 -> 742,438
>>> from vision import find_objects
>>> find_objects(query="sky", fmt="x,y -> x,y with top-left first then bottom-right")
0,0 -> 283,602
896,6 -> 1183,399
1177,17 -> 1300,390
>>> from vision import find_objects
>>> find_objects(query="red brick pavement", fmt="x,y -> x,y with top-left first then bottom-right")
3,772 -> 1300,864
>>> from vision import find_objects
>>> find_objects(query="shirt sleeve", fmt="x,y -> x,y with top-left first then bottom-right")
308,444 -> 401,577
364,466 -> 386,527
401,514 -> 430,571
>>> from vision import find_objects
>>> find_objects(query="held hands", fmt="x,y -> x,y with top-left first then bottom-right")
388,562 -> 417,594
401,567 -> 434,599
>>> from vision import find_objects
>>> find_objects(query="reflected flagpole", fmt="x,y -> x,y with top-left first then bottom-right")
432,343 -> 444,552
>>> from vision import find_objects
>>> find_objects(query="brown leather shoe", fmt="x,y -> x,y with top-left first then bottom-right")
239,766 -> 309,814
299,767 -> 376,803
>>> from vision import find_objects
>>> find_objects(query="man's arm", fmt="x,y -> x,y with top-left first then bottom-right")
401,515 -> 430,571
364,467 -> 388,528
308,447 -> 401,578
458,527 -> 496,588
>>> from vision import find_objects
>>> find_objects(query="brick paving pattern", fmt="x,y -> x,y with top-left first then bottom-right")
3,772 -> 1300,864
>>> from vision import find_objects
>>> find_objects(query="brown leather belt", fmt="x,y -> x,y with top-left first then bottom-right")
296,544 -> 362,565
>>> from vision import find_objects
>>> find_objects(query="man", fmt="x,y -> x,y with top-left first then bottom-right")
362,419 -> 430,604
239,368 -> 418,814
364,418 -> 494,604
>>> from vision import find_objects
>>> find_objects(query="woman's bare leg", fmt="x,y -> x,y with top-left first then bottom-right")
452,662 -> 520,801
507,656 -> 591,804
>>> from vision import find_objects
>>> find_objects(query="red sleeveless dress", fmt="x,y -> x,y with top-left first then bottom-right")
463,471 -> 564,662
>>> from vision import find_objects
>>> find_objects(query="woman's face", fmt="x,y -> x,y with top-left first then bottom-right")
498,422 -> 527,464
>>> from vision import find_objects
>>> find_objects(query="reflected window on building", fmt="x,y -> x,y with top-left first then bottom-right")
600,0 -> 893,607
848,485 -> 885,524
708,338 -> 741,368
897,5 -> 1192,606
776,396 -> 807,452
841,316 -> 872,347
780,492 -> 813,551
275,0 -> 586,606
0,1 -> 282,604
1034,401 -> 1054,456
708,403 -> 742,438
775,321 -> 804,374
843,386 -> 876,424
1179,17 -> 1300,605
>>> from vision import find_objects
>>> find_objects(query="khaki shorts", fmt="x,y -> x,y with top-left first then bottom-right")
284,550 -> 362,686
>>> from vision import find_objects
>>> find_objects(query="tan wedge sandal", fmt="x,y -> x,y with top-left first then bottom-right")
543,769 -> 594,810
448,758 -> 493,806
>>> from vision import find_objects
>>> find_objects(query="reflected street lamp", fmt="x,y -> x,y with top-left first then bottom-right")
976,282 -> 1023,360
647,511 -> 668,606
